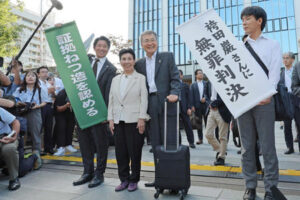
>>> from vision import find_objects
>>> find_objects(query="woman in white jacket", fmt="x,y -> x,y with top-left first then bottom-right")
108,48 -> 150,192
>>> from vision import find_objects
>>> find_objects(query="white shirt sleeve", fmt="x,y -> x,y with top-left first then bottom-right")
268,41 -> 282,90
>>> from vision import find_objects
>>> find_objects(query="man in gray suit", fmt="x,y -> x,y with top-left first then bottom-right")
135,30 -> 181,187
73,36 -> 117,188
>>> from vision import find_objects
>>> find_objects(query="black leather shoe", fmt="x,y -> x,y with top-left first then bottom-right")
214,158 -> 225,166
264,191 -> 273,200
43,149 -> 55,155
243,188 -> 256,200
88,175 -> 104,188
189,143 -> 196,149
149,148 -> 153,153
8,178 -> 21,191
73,174 -> 93,186
144,182 -> 155,187
284,148 -> 294,154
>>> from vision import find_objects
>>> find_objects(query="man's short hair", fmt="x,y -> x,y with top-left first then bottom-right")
93,36 -> 111,49
283,52 -> 295,60
178,69 -> 183,75
195,69 -> 203,76
241,6 -> 267,31
140,30 -> 157,42
119,48 -> 136,60
37,66 -> 48,74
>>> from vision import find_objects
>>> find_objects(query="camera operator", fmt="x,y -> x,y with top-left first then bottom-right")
2,58 -> 23,96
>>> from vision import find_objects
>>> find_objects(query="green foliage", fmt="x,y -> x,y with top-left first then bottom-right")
0,0 -> 23,57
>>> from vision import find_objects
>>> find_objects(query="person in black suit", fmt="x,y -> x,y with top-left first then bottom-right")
73,36 -> 117,188
190,69 -> 208,145
135,30 -> 181,187
204,85 -> 231,166
178,70 -> 195,148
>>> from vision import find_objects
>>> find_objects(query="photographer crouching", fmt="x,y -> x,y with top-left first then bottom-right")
0,107 -> 21,191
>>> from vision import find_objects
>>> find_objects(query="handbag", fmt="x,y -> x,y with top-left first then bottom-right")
190,112 -> 202,130
15,87 -> 41,116
245,41 -> 294,121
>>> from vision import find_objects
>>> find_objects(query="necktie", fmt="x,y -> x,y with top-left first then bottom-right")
93,58 -> 99,77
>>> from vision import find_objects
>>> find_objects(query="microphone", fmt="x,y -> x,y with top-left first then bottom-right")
51,0 -> 63,10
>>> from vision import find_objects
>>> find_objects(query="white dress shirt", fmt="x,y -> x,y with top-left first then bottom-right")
120,74 -> 130,100
39,79 -> 52,103
91,57 -> 106,80
211,86 -> 217,101
119,73 -> 130,121
245,34 -> 281,90
54,77 -> 64,95
284,67 -> 293,93
197,80 -> 204,100
146,51 -> 158,93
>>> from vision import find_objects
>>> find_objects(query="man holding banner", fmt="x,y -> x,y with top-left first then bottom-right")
73,36 -> 117,188
238,7 -> 281,200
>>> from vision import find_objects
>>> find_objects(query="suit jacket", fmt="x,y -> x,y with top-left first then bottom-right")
292,62 -> 300,97
204,92 -> 231,124
107,70 -> 150,124
135,52 -> 181,114
91,58 -> 117,107
180,81 -> 191,114
190,81 -> 208,110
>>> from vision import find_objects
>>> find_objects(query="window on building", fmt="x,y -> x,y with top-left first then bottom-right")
168,0 -> 200,66
133,0 -> 162,58
252,0 -> 298,55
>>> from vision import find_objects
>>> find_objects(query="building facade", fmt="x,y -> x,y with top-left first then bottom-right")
5,7 -> 55,70
128,0 -> 300,78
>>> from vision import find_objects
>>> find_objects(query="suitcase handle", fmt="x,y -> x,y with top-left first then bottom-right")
164,98 -> 180,151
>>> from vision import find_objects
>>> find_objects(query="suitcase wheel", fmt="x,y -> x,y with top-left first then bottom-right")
179,190 -> 184,200
154,188 -> 164,199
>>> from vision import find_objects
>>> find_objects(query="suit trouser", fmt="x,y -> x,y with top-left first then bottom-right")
0,140 -> 19,180
55,113 -> 75,148
27,109 -> 42,153
283,119 -> 294,150
114,122 -> 144,183
205,109 -> 229,159
148,95 -> 177,151
237,98 -> 278,192
41,103 -> 54,151
195,106 -> 206,140
292,95 -> 300,151
180,112 -> 194,144
77,123 -> 108,177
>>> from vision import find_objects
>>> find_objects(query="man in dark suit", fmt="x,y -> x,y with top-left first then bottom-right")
190,69 -> 208,145
204,85 -> 231,166
73,36 -> 117,188
135,30 -> 181,187
178,70 -> 195,148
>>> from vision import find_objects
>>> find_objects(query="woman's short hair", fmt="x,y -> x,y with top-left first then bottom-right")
119,48 -> 136,60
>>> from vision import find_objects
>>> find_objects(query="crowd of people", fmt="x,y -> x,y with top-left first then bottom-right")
0,5 -> 299,200
0,60 -> 77,190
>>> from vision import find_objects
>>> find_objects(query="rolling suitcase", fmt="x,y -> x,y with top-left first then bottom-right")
154,100 -> 190,200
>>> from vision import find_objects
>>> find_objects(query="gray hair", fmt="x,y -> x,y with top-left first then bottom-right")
140,30 -> 157,42
283,52 -> 295,60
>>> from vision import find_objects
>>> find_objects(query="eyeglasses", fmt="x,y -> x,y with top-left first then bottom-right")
142,38 -> 157,43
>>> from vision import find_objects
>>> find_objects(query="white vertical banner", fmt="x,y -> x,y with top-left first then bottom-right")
176,9 -> 277,118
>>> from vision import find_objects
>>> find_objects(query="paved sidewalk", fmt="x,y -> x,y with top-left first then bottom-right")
0,170 -> 299,200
